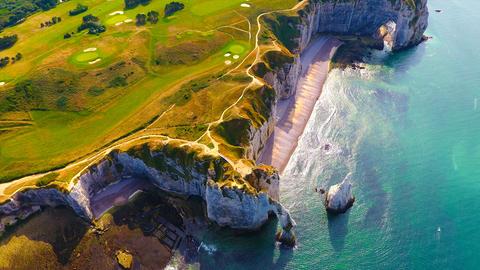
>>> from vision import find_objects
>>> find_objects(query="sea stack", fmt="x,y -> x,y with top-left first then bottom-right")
324,179 -> 355,214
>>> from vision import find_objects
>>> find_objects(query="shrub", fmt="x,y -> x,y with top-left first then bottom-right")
147,10 -> 159,24
136,13 -> 147,26
69,4 -> 88,16
78,14 -> 106,34
164,2 -> 184,17
109,76 -> 128,88
0,35 -> 18,51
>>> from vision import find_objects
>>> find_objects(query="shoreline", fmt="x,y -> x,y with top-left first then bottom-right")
258,36 -> 342,173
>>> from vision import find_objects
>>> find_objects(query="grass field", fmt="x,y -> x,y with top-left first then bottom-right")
0,0 -> 299,185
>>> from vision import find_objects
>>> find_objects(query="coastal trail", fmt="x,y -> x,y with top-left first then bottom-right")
0,0 -> 310,200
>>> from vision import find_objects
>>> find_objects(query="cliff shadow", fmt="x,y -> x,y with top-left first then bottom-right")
0,206 -> 89,265
197,217 -> 293,270
327,211 -> 350,252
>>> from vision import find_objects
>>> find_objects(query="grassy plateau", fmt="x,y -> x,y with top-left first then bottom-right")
0,0 -> 299,194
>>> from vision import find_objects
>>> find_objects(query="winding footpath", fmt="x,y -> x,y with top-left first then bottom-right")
258,36 -> 342,173
0,0 -> 310,201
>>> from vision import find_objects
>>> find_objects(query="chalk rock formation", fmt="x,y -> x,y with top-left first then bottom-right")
324,180 -> 355,214
314,0 -> 429,50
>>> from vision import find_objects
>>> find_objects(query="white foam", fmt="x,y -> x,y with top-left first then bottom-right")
225,60 -> 232,65
233,55 -> 240,59
109,11 -> 124,16
89,58 -> 102,65
124,19 -> 133,23
224,53 -> 232,57
240,3 -> 251,8
83,47 -> 97,52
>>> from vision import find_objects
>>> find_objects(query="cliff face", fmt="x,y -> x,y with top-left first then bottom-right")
313,0 -> 429,50
0,141 -> 290,236
0,0 -> 429,241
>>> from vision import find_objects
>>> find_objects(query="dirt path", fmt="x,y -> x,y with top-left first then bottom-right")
258,36 -> 342,173
0,0 -> 310,200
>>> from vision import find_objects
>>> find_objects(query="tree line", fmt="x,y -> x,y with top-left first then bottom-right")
0,35 -> 18,52
40,16 -> 61,28
0,53 -> 23,68
0,0 -> 59,30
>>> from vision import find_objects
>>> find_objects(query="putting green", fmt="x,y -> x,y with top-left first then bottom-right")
75,51 -> 100,62
105,15 -> 129,26
227,44 -> 246,55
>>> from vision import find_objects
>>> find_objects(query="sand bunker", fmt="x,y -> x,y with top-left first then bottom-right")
83,48 -> 97,52
233,55 -> 240,60
241,3 -> 251,8
124,19 -> 133,23
115,22 -> 124,26
109,11 -> 124,16
225,60 -> 232,65
224,53 -> 231,57
89,58 -> 102,65
0,82 -> 5,86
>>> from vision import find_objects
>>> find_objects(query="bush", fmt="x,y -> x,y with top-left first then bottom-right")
0,0 -> 58,30
124,0 -> 151,9
35,173 -> 59,187
69,4 -> 88,16
78,14 -> 106,34
0,57 -> 10,68
109,76 -> 127,88
88,86 -> 105,96
0,35 -> 18,51
136,13 -> 147,26
164,2 -> 184,17
147,10 -> 159,24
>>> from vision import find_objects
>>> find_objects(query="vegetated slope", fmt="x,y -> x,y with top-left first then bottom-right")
0,0 -> 298,183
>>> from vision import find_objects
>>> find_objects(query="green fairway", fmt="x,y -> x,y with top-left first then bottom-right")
191,0 -> 246,16
0,0 -> 298,183
105,14 -> 129,26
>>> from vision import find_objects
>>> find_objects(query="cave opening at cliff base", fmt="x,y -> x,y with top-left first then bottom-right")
377,20 -> 397,50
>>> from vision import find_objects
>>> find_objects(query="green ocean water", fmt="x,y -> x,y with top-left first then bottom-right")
196,0 -> 480,269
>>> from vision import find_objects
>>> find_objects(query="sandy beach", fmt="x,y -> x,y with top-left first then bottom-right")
258,36 -> 342,173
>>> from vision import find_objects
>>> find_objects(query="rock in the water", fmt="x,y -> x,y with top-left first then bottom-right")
273,202 -> 297,247
116,250 -> 133,269
324,179 -> 355,214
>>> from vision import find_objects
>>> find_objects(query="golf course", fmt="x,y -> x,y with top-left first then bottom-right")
0,0 -> 299,194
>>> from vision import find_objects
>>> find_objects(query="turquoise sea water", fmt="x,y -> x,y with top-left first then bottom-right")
196,0 -> 480,269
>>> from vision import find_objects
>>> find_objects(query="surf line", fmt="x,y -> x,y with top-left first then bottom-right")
258,36 -> 342,173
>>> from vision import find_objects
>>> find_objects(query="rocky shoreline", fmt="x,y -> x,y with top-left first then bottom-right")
0,0 -> 429,248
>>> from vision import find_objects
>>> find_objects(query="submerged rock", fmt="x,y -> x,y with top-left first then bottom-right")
324,179 -> 355,214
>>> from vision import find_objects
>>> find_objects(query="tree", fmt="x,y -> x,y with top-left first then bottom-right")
136,13 -> 147,26
164,2 -> 184,17
34,0 -> 57,11
15,53 -> 22,61
78,14 -> 106,34
124,0 -> 138,9
124,0 -> 152,9
64,33 -> 72,39
69,4 -> 88,16
0,35 -> 18,51
0,57 -> 10,68
147,11 -> 159,24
